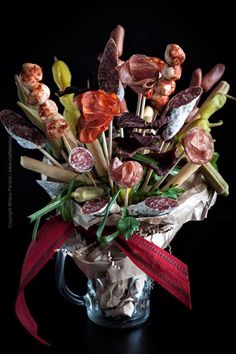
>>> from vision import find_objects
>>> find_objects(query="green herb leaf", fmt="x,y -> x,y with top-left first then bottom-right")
28,196 -> 67,222
210,152 -> 220,171
160,186 -> 185,199
96,188 -> 123,240
99,230 -> 120,243
32,217 -> 41,240
132,186 -> 184,202
133,153 -> 159,168
117,214 -> 140,240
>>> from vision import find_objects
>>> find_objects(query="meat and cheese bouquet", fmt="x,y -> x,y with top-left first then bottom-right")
0,25 -> 231,345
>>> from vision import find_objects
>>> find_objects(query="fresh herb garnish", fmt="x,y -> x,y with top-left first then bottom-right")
98,207 -> 140,243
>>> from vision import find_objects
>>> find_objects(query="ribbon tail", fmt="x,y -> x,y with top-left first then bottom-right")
116,234 -> 192,309
15,215 -> 74,345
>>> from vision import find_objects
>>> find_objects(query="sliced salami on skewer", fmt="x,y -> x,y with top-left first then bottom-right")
128,196 -> 178,217
158,86 -> 203,141
98,38 -> 119,94
0,109 -> 63,168
0,109 -> 45,148
81,196 -> 110,215
69,147 -> 94,173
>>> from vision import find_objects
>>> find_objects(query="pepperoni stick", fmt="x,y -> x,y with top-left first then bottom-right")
110,25 -> 125,57
189,68 -> 202,87
201,64 -> 225,92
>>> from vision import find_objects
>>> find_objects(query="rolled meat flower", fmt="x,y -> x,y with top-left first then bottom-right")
74,90 -> 122,143
182,127 -> 214,164
69,147 -> 94,173
116,54 -> 164,95
19,63 -> 43,90
109,157 -> 143,188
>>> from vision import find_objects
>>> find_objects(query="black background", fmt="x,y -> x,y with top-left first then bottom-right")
0,3 -> 235,352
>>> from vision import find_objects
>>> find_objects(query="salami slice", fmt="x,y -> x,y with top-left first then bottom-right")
0,109 -> 45,148
98,38 -> 119,94
145,196 -> 178,211
69,147 -> 94,173
158,86 -> 203,141
81,196 -> 110,215
182,127 -> 214,164
128,196 -> 178,217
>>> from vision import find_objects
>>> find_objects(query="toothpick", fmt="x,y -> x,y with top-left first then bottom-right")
87,172 -> 97,187
38,147 -> 63,168
108,121 -> 113,160
124,188 -> 129,208
101,132 -> 110,167
136,93 -> 142,116
101,132 -> 113,189
60,149 -> 69,162
140,96 -> 146,118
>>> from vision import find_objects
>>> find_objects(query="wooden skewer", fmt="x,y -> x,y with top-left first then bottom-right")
38,147 -> 63,168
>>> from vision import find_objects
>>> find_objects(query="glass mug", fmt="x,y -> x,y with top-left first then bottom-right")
55,247 -> 152,329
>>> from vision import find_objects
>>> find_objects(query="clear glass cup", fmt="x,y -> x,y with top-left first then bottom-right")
55,248 -> 152,329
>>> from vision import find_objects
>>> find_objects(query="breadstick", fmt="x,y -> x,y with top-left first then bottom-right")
20,156 -> 94,184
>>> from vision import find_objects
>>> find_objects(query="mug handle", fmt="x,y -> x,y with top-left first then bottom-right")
55,247 -> 86,306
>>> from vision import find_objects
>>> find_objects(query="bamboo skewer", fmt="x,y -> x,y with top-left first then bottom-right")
38,147 -> 63,168
136,94 -> 142,116
108,121 -> 113,160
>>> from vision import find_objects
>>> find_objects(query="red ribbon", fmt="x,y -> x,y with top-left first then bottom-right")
15,215 -> 74,346
15,217 -> 191,345
115,234 -> 191,309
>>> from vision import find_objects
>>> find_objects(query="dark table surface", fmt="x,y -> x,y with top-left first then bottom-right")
0,4 -> 235,352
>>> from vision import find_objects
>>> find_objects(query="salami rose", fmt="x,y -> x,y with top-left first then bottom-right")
75,90 -> 122,143
69,147 -> 94,173
182,127 -> 214,164
116,55 -> 162,95
109,157 -> 143,188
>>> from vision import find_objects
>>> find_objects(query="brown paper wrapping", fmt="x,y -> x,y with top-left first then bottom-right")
59,172 -> 216,317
